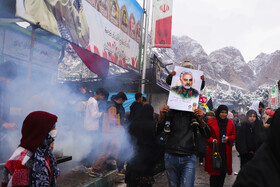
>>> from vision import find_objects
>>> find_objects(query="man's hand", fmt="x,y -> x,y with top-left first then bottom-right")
158,105 -> 170,122
160,105 -> 170,115
200,75 -> 205,81
264,123 -> 270,128
194,109 -> 204,120
2,123 -> 17,130
171,71 -> 176,76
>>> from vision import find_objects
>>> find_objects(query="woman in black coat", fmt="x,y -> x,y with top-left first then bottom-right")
233,108 -> 280,187
125,104 -> 160,187
235,110 -> 264,168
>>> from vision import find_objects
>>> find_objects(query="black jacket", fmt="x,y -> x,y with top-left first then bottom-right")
126,104 -> 161,182
158,110 -> 211,156
233,108 -> 280,187
236,110 -> 264,155
128,101 -> 143,122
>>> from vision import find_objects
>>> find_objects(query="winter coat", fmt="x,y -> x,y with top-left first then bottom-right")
158,110 -> 211,156
233,108 -> 280,187
205,118 -> 236,175
236,110 -> 264,155
1,111 -> 59,187
128,101 -> 143,123
125,104 -> 161,185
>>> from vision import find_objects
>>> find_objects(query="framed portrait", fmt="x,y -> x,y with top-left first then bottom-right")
120,6 -> 128,34
129,14 -> 136,40
135,21 -> 141,43
97,0 -> 108,18
109,0 -> 119,27
167,66 -> 203,112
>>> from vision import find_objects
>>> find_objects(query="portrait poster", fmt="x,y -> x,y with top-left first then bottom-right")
167,66 -> 203,112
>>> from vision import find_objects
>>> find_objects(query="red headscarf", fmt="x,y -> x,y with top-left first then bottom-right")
20,111 -> 57,153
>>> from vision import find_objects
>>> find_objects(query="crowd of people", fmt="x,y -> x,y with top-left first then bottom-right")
0,60 -> 279,187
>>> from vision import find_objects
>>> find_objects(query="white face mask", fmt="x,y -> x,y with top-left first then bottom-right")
49,128 -> 58,139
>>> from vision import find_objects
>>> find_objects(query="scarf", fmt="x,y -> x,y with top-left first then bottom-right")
3,147 -> 32,186
31,135 -> 60,187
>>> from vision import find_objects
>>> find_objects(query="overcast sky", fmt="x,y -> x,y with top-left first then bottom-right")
137,0 -> 280,62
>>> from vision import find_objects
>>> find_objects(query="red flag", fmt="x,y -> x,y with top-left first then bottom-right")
152,0 -> 173,48
71,44 -> 109,78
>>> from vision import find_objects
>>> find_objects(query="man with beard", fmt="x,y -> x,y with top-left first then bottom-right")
171,70 -> 199,99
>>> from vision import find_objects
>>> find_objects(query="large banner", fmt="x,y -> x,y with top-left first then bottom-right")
151,0 -> 173,48
167,66 -> 203,112
16,0 -> 143,72
0,24 -> 61,71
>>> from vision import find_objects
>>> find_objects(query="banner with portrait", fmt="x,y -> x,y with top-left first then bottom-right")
16,0 -> 143,72
167,66 -> 203,112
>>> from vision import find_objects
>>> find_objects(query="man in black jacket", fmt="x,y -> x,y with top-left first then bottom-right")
158,105 -> 211,187
158,60 -> 210,187
128,92 -> 143,123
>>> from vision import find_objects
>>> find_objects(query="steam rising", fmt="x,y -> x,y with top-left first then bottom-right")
0,55 -> 134,172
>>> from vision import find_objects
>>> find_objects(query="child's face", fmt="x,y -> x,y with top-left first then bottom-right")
248,114 -> 256,123
219,110 -> 228,119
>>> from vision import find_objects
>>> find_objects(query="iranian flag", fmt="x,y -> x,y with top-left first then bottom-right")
152,0 -> 173,48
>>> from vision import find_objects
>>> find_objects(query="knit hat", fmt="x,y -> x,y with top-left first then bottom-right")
181,60 -> 195,69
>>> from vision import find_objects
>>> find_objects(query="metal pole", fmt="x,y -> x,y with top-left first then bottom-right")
141,0 -> 151,93
25,25 -> 36,101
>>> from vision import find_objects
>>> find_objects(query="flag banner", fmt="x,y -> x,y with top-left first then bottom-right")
167,66 -> 203,112
272,98 -> 276,105
152,0 -> 173,48
206,98 -> 214,110
271,86 -> 278,106
16,0 -> 143,73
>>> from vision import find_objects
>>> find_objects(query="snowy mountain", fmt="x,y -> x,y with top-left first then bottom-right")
152,35 -> 279,92
209,47 -> 255,91
247,52 -> 272,75
255,50 -> 280,87
59,35 -> 278,94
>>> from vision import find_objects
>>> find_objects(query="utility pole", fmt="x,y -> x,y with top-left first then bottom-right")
141,0 -> 151,93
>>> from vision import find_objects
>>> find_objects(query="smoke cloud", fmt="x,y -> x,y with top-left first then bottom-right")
0,37 -> 135,173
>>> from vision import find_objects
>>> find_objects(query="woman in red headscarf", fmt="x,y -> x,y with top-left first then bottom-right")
1,111 -> 60,187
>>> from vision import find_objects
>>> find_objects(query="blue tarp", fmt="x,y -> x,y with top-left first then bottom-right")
108,93 -> 146,112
